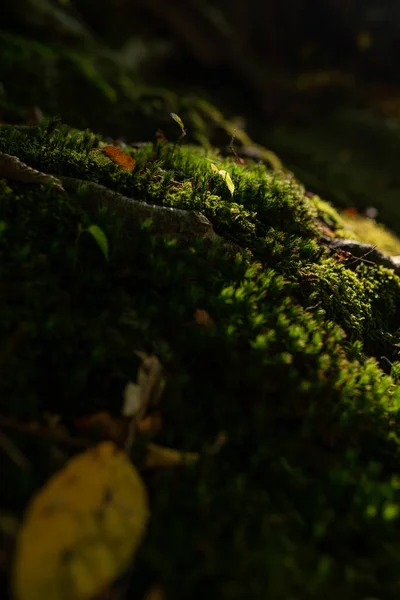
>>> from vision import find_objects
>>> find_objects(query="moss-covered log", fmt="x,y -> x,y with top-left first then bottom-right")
0,120 -> 400,600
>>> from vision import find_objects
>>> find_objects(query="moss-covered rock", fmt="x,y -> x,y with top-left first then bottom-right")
0,120 -> 400,600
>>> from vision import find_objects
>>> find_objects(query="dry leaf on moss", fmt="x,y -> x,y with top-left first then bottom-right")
101,146 -> 136,171
194,308 -> 215,327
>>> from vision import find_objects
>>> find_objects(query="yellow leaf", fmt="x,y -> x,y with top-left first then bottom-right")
144,443 -> 199,469
218,170 -> 235,196
210,164 -> 235,196
170,113 -> 186,135
13,442 -> 149,600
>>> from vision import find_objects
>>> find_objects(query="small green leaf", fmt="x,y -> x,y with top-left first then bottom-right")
170,113 -> 186,135
86,224 -> 109,261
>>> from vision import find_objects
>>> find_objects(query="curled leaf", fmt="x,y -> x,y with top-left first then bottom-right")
13,442 -> 149,600
126,353 -> 165,420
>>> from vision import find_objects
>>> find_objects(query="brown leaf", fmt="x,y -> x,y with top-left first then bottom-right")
194,309 -> 215,327
102,146 -> 136,171
136,412 -> 163,436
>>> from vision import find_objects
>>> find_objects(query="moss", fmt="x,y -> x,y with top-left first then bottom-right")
309,194 -> 359,239
339,212 -> 400,255
1,121 -> 400,600
296,259 -> 400,360
312,192 -> 400,254
0,31 -> 283,170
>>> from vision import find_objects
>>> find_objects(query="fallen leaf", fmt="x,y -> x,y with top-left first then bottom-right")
144,443 -> 199,469
194,308 -> 215,327
101,146 -> 136,171
122,382 -> 142,418
136,412 -> 163,437
122,353 -> 165,419
13,442 -> 149,600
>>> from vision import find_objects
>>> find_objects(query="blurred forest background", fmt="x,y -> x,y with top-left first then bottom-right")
2,0 -> 400,231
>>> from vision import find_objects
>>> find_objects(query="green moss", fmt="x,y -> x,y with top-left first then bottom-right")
309,194 -> 358,239
296,259 -> 400,358
311,193 -> 400,253
1,121 -> 400,600
339,212 -> 400,255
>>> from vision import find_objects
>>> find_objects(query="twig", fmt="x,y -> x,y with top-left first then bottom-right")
345,244 -> 378,267
326,238 -> 400,274
229,130 -> 244,165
